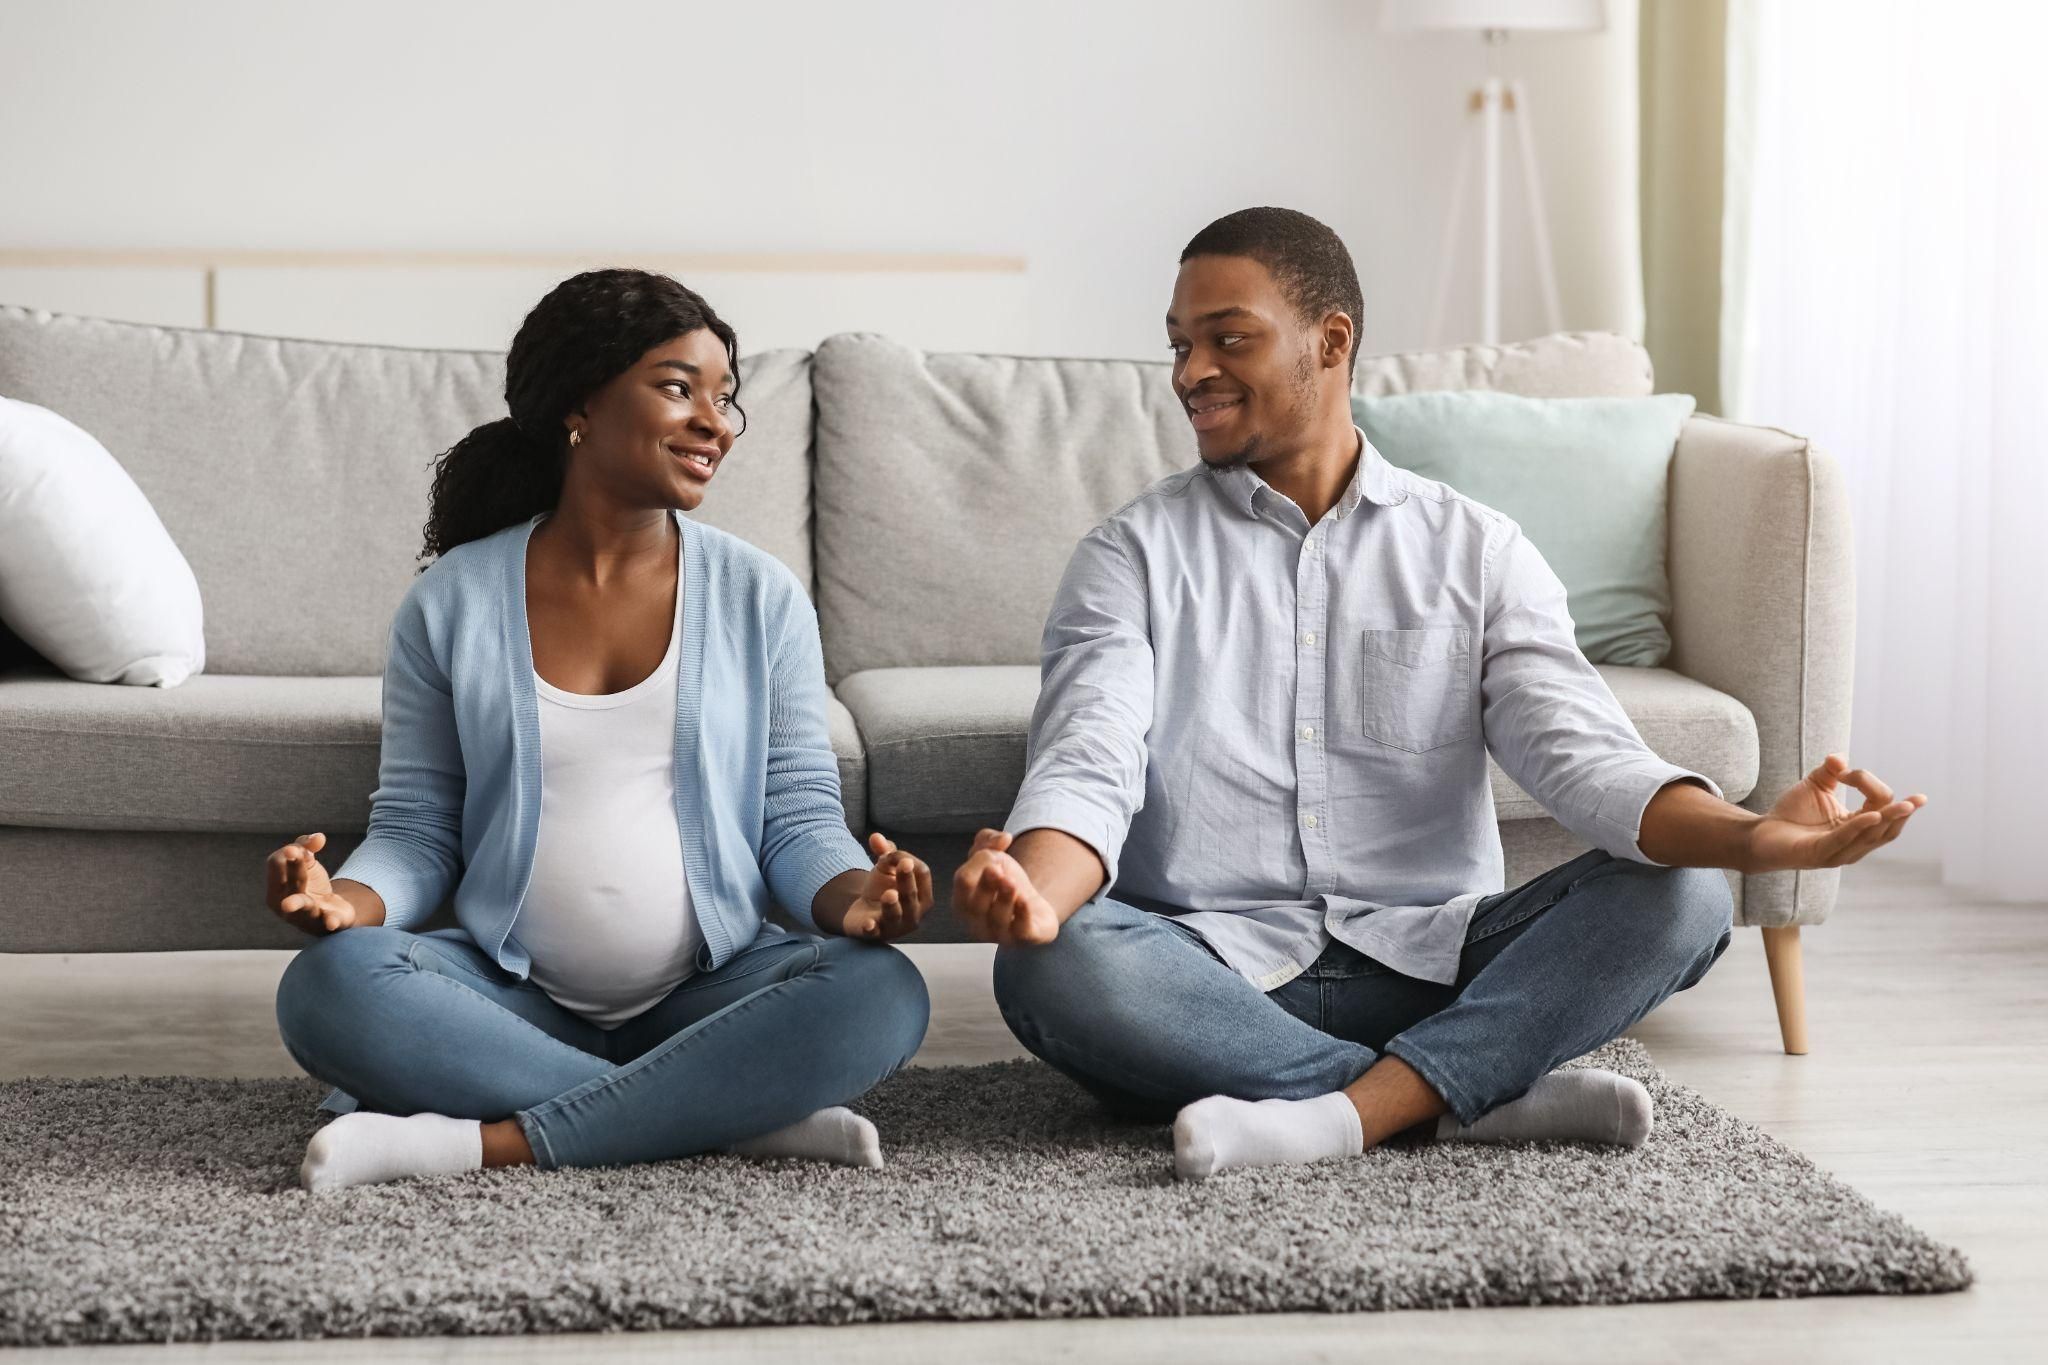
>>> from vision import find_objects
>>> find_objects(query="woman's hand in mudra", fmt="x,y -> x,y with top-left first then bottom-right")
265,831 -> 360,935
837,833 -> 934,942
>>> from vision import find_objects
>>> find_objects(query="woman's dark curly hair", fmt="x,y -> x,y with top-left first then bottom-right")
417,268 -> 743,566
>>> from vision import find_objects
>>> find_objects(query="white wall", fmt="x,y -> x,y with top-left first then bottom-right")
0,0 -> 1641,358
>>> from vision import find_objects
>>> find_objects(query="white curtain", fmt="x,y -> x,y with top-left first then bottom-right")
1722,0 -> 2047,902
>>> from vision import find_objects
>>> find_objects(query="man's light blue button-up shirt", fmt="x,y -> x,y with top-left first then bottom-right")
1004,429 -> 1720,991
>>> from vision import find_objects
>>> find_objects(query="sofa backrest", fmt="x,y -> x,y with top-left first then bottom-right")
0,305 -> 815,676
0,304 -> 1655,682
811,330 -> 1652,683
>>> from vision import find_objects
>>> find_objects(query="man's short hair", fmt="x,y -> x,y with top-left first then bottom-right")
1180,207 -> 1364,375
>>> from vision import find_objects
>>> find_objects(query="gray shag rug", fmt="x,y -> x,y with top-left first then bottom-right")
0,1039 -> 1970,1346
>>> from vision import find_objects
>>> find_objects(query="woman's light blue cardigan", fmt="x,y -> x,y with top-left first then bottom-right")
332,509 -> 869,980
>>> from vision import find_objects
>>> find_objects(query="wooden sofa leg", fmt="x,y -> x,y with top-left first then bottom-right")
1761,926 -> 1810,1055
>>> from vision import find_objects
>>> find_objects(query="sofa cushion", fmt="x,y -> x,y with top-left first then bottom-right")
0,305 -> 815,676
811,331 -> 1655,683
0,670 -> 870,836
1354,390 -> 1698,667
840,662 -> 1757,835
0,671 -> 384,833
1350,331 -> 1653,400
0,397 -> 207,686
837,666 -> 1041,833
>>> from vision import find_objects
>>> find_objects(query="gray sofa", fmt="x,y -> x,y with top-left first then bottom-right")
0,304 -> 1852,1052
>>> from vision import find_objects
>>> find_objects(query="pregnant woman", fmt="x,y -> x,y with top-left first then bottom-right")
266,269 -> 932,1194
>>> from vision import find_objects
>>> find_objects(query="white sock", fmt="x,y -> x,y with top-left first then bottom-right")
728,1106 -> 883,1169
1435,1068 -> 1654,1148
1173,1091 -> 1364,1181
300,1111 -> 483,1194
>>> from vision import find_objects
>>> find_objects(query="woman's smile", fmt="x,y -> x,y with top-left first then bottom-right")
667,441 -> 721,480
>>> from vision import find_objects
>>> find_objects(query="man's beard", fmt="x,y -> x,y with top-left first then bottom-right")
1201,349 -> 1319,469
1202,432 -> 1266,469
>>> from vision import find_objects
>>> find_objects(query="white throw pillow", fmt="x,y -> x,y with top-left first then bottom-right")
0,397 -> 205,686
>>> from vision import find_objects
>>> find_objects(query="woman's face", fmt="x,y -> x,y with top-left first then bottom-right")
570,328 -> 739,513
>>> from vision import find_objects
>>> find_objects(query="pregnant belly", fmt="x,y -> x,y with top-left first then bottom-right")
517,826 -> 702,1024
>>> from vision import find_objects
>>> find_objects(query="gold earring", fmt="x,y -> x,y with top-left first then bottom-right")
568,429 -> 582,448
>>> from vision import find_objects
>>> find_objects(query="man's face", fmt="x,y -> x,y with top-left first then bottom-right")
1166,254 -> 1321,468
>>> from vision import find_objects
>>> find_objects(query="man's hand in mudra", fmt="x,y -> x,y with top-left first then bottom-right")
1746,754 -> 1927,872
952,829 -> 1064,945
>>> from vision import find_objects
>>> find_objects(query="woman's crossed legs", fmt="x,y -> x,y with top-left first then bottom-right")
275,926 -> 929,1190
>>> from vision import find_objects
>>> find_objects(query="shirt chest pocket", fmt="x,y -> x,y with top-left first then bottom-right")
1357,626 -> 1474,753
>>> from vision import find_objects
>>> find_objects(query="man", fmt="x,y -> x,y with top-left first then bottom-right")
953,206 -> 1926,1181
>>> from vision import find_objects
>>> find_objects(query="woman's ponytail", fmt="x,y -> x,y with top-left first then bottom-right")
416,414 -> 564,569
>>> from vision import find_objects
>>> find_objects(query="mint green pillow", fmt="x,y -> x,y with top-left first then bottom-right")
1353,391 -> 1697,667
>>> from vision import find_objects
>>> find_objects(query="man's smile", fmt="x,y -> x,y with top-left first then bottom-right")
1186,393 -> 1244,432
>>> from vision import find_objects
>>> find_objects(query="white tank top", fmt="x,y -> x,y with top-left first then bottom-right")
517,535 -> 701,1027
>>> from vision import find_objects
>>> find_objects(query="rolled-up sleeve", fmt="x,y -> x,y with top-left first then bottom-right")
333,593 -> 467,929
1003,523 -> 1155,890
1479,520 -> 1722,866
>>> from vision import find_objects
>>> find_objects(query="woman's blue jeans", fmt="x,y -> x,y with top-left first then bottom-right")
274,926 -> 930,1170
993,849 -> 1734,1126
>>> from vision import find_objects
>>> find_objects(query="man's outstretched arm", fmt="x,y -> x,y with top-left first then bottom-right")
1639,755 -> 1925,873
1479,520 -> 1735,866
952,827 -> 1106,944
1481,521 -> 1925,873
1632,776 -> 1751,868
954,525 -> 1154,944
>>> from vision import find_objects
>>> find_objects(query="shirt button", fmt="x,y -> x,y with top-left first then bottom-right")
1302,812 -> 1319,829
1300,725 -> 1316,740
1301,631 -> 1316,646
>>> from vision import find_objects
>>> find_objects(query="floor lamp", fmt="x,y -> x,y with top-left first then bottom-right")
1381,0 -> 1608,346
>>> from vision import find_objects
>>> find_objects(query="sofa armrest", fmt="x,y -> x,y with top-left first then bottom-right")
1667,415 -> 1856,927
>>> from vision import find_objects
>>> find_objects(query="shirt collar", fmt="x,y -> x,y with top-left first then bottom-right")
1209,425 -> 1409,519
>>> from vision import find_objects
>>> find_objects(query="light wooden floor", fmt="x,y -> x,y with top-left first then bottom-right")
4,859 -> 2044,1363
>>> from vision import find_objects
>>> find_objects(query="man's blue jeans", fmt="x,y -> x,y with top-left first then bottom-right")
275,927 -> 930,1169
993,849 -> 1734,1125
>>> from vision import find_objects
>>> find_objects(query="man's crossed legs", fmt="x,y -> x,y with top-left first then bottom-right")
993,849 -> 1735,1179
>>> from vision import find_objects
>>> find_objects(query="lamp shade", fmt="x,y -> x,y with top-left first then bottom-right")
1380,0 -> 1606,33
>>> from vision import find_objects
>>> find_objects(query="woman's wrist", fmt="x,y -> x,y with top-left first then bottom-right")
808,868 -> 870,936
332,878 -> 389,928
